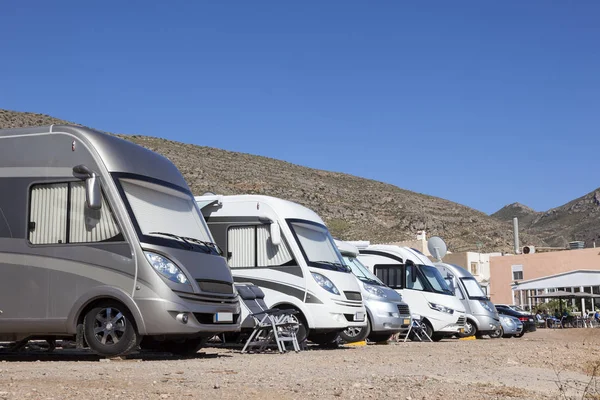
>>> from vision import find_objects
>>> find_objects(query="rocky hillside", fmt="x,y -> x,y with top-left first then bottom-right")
1,108 -> 547,252
492,203 -> 541,228
493,191 -> 600,248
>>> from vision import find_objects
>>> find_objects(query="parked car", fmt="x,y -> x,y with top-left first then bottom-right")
494,305 -> 537,336
490,315 -> 523,338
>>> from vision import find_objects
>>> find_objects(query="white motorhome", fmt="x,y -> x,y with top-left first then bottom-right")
350,242 -> 466,341
197,195 -> 367,345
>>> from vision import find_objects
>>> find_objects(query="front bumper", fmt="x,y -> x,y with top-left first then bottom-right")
306,302 -> 367,330
367,299 -> 411,334
432,312 -> 467,334
473,314 -> 501,334
135,296 -> 241,336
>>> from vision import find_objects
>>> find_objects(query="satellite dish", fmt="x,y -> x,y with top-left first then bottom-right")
427,236 -> 447,261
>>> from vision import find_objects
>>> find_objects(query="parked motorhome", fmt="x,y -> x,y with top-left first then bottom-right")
197,194 -> 367,344
350,243 -> 466,341
434,262 -> 500,337
0,125 -> 240,357
335,240 -> 411,342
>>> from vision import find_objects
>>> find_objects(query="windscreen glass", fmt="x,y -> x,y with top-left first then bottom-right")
460,277 -> 487,299
420,265 -> 454,295
343,256 -> 384,285
120,178 -> 217,253
288,220 -> 350,273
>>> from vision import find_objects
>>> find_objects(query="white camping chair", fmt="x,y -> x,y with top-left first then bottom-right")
237,284 -> 300,353
404,314 -> 433,342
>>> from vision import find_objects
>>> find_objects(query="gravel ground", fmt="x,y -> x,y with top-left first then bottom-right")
1,329 -> 599,400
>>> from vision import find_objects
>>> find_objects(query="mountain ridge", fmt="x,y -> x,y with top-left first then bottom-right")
1,108 -> 549,252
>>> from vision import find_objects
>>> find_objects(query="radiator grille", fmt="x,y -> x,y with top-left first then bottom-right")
397,304 -> 410,315
457,316 -> 466,326
344,291 -> 362,301
196,280 -> 234,295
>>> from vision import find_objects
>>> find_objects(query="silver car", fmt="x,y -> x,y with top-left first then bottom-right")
490,315 -> 523,338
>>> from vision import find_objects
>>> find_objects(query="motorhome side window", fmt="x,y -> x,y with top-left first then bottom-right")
28,181 -> 123,245
227,225 -> 295,268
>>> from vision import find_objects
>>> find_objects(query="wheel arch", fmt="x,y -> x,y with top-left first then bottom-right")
67,286 -> 147,335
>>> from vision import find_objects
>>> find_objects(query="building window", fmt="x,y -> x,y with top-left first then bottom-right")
511,264 -> 524,281
470,262 -> 479,275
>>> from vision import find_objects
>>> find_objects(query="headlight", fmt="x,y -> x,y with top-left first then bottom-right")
428,302 -> 454,314
501,316 -> 515,325
364,283 -> 386,298
311,272 -> 340,295
480,301 -> 494,313
144,251 -> 189,284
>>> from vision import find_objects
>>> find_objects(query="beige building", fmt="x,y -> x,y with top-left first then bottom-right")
489,247 -> 600,311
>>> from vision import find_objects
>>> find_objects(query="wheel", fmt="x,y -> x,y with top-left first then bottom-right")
83,301 -> 139,357
501,334 -> 512,339
163,338 -> 208,356
309,331 -> 340,346
489,326 -> 503,339
458,320 -> 477,338
514,331 -> 525,338
368,333 -> 393,343
279,308 -> 308,344
340,319 -> 371,343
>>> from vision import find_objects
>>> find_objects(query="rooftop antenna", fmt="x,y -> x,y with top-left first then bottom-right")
427,236 -> 447,262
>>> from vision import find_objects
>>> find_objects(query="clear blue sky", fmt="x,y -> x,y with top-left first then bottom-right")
2,1 -> 599,214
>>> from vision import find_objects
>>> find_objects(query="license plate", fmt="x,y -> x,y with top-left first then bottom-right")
214,312 -> 233,323
529,318 -> 534,322
355,312 -> 365,322
403,318 -> 410,325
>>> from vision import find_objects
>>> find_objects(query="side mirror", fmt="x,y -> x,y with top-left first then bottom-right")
73,164 -> 102,210
86,174 -> 102,210
270,222 -> 281,246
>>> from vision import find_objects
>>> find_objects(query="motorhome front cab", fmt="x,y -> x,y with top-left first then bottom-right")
335,240 -> 411,343
434,262 -> 500,337
198,194 -> 368,344
352,243 -> 466,341
0,125 -> 240,357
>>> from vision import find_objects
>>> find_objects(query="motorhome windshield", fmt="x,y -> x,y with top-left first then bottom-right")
288,220 -> 350,273
460,277 -> 487,300
343,256 -> 384,285
420,265 -> 454,295
119,178 -> 218,254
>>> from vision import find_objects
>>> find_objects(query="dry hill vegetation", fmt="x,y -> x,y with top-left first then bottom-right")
493,191 -> 600,248
1,109 -> 549,252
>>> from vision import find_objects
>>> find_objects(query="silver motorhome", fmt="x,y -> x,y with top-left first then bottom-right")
335,240 -> 411,343
434,262 -> 499,337
0,125 -> 240,356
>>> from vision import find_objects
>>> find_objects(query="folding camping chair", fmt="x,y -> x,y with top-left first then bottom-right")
236,284 -> 301,353
403,314 -> 432,342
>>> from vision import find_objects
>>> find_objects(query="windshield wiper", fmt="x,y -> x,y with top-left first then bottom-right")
358,276 -> 381,285
148,232 -> 194,251
178,236 -> 221,255
312,261 -> 350,272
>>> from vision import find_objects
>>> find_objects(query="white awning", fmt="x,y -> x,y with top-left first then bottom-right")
512,270 -> 600,291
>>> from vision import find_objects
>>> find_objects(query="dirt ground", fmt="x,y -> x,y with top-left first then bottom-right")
1,328 -> 599,400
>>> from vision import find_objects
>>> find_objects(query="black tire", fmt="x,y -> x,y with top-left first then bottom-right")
368,333 -> 393,343
340,319 -> 371,343
309,331 -> 340,346
502,334 -> 512,339
514,331 -> 525,338
458,320 -> 477,338
279,308 -> 308,344
83,301 -> 139,357
163,338 -> 207,356
489,326 -> 503,339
